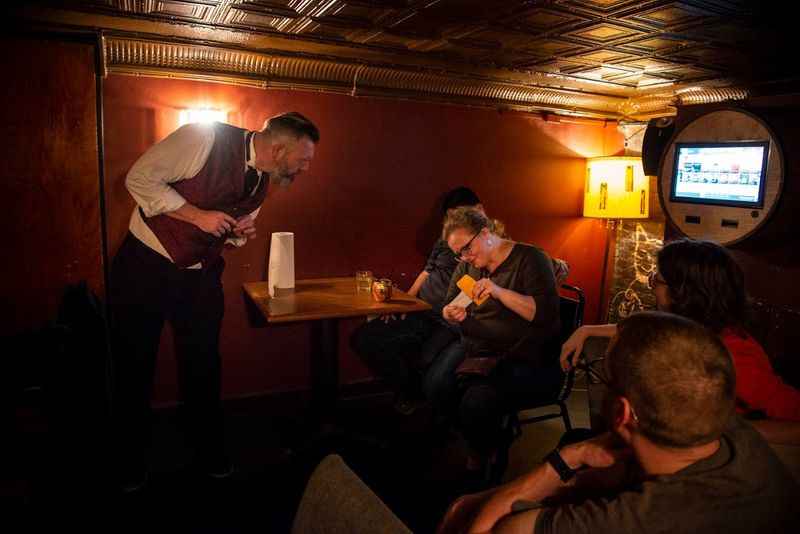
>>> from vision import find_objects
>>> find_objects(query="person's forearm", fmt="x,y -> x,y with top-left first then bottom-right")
469,447 -> 581,533
165,202 -> 201,225
581,324 -> 618,339
495,288 -> 536,322
407,271 -> 429,297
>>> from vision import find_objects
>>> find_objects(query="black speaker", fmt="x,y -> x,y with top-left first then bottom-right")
641,117 -> 675,176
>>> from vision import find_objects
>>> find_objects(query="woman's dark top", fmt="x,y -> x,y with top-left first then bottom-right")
444,242 -> 560,364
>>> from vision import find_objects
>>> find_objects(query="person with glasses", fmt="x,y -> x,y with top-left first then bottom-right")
440,206 -> 561,473
350,187 -> 497,416
439,312 -> 798,534
561,238 -> 800,443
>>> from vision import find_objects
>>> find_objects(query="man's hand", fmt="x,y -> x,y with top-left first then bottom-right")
165,203 -> 236,237
562,432 -> 632,470
194,209 -> 237,237
464,433 -> 632,534
232,214 -> 257,239
443,304 -> 467,323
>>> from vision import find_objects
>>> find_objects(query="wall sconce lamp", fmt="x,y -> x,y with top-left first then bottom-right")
178,108 -> 227,127
584,156 -> 649,321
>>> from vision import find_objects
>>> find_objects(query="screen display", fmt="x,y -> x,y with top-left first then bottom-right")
671,142 -> 769,208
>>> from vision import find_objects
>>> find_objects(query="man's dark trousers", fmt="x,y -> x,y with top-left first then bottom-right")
109,234 -> 226,473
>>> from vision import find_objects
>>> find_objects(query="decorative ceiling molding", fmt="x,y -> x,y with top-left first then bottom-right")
14,1 -> 774,120
619,85 -> 750,119
103,35 -> 750,120
104,36 -> 626,118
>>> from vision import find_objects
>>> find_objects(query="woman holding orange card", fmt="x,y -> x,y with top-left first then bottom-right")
441,206 -> 562,475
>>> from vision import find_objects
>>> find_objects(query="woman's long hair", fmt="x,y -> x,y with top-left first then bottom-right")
657,238 -> 749,333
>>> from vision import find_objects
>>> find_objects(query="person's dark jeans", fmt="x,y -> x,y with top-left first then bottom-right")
109,234 -> 227,476
458,358 -> 565,457
422,336 -> 466,414
350,312 -> 462,402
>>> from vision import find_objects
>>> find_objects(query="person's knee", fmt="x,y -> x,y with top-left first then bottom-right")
423,344 -> 465,394
459,384 -> 498,423
422,367 -> 452,402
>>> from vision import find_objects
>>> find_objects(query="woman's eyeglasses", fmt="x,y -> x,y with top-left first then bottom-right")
456,229 -> 482,260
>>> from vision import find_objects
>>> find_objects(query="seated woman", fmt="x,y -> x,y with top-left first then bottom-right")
561,238 -> 800,444
350,187 -> 484,415
440,207 -> 561,471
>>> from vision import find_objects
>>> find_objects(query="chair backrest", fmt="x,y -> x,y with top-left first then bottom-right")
558,284 -> 585,345
554,284 -> 585,401
292,454 -> 412,534
491,284 -> 587,487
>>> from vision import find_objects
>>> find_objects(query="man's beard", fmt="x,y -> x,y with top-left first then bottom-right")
270,173 -> 294,188
270,158 -> 296,188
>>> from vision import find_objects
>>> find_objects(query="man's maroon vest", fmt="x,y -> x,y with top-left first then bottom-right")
143,123 -> 268,268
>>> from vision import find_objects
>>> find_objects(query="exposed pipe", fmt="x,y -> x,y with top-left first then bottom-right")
351,64 -> 366,97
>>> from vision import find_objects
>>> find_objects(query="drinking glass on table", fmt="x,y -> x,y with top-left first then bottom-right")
355,270 -> 373,292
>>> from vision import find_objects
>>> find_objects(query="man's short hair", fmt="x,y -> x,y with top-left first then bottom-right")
608,311 -> 735,448
263,112 -> 320,143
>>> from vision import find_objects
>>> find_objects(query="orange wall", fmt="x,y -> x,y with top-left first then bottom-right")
102,75 -> 623,403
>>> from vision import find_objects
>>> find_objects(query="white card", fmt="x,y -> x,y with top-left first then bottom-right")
449,290 -> 473,308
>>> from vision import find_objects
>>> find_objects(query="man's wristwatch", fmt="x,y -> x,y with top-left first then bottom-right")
544,448 -> 577,483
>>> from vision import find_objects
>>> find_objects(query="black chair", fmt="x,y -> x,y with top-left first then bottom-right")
487,284 -> 585,485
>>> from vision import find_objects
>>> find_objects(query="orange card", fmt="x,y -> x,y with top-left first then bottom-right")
456,274 -> 490,306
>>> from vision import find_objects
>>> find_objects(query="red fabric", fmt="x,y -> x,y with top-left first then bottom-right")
721,329 -> 800,421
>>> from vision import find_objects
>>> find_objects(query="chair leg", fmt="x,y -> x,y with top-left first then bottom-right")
560,402 -> 572,432
485,416 -> 515,487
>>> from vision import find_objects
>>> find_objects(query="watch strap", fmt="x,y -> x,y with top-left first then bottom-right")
544,448 -> 576,482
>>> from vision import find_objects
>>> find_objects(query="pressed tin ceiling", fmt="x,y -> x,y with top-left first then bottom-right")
9,0 -> 798,120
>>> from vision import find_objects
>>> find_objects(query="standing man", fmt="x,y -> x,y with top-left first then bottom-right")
110,112 -> 319,491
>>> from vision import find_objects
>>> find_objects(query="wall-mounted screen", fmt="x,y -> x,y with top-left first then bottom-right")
670,141 -> 769,208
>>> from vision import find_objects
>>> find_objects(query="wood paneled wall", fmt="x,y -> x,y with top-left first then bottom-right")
0,37 -> 103,336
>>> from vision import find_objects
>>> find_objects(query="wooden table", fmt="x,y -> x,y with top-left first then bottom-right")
243,277 -> 431,417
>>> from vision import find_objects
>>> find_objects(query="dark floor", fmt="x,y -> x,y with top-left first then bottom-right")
4,382 -> 506,532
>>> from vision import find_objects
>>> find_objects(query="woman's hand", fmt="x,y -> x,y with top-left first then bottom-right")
560,326 -> 589,371
560,324 -> 618,371
443,304 -> 467,324
473,278 -> 500,302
